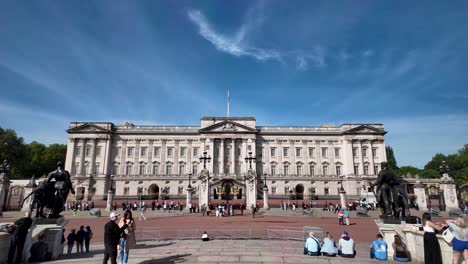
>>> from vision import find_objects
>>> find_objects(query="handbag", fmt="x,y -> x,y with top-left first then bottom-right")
442,228 -> 454,243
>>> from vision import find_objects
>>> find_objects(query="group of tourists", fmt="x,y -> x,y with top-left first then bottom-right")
304,230 -> 357,258
65,201 -> 95,212
337,208 -> 350,226
65,225 -> 93,254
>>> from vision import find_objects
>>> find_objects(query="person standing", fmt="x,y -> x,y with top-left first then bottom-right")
446,218 -> 468,264
75,226 -> 86,253
337,210 -> 345,225
66,229 -> 76,254
422,212 -> 444,264
251,205 -> 256,218
370,233 -> 387,260
138,203 -> 147,221
240,203 -> 244,215
85,226 -> 93,253
344,208 -> 350,226
7,212 -> 33,264
118,210 -> 136,264
103,212 -> 128,264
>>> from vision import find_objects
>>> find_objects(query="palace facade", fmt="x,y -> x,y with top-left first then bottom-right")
64,117 -> 388,201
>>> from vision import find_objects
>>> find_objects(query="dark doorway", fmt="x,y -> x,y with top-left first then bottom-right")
295,184 -> 304,200
148,184 -> 159,200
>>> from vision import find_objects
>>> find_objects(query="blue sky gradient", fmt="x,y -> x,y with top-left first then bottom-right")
1,1 -> 467,168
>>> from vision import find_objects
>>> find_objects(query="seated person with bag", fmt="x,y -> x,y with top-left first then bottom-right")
321,232 -> 338,257
304,231 -> 321,256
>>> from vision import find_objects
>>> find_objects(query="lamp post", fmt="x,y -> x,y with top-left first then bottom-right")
186,173 -> 193,212
339,174 -> 347,209
199,151 -> 211,169
0,160 -> 11,217
244,151 -> 256,170
199,151 -> 212,207
262,173 -> 269,209
106,175 -> 115,211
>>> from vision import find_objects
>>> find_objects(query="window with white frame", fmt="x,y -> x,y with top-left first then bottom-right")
96,146 -> 102,157
115,147 -> 121,157
296,148 -> 301,157
285,186 -> 290,195
179,164 -> 185,175
127,147 -> 134,157
372,148 -> 377,157
271,148 -> 276,157
271,165 -> 276,176
192,164 -> 198,175
353,148 -> 358,157
324,187 -> 329,195
321,148 -> 327,158
283,148 -> 289,157
113,164 -> 119,175
84,162 -> 89,175
153,164 -> 159,175
166,164 -> 172,175
139,164 -> 145,175
123,187 -> 129,196
167,147 -> 173,157
374,165 -> 379,175
193,147 -> 199,157
284,165 -> 289,175
362,148 -> 368,157
154,147 -> 160,157
336,165 -> 341,176
309,147 -> 315,158
364,165 -> 369,175
335,148 -> 341,158
271,186 -> 276,194
85,146 -> 92,157
310,165 -> 315,176
323,165 -> 328,175
180,147 -> 186,158
75,147 -> 81,157
354,165 -> 359,175
140,147 -> 147,157
126,164 -> 132,175
73,162 -> 79,175
297,165 -> 302,175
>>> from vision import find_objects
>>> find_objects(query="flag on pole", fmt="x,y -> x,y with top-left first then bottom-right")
227,90 -> 230,117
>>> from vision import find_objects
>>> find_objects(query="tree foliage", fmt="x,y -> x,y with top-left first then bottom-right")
385,146 -> 398,170
0,127 -> 66,179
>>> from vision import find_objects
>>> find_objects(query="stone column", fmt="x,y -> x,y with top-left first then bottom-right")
231,139 -> 235,175
79,139 -> 86,175
263,186 -> 269,209
414,180 -> 428,211
198,170 -> 210,207
106,189 -> 114,211
220,139 -> 225,176
440,182 -> 459,210
0,171 -> 10,217
186,186 -> 193,211
339,188 -> 347,209
245,169 -> 257,208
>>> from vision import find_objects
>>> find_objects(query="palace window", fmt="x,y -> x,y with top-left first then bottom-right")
226,146 -> 231,156
309,165 -> 315,176
140,147 -> 147,157
374,165 -> 379,175
178,187 -> 184,195
285,186 -> 290,194
284,165 -> 289,175
126,164 -> 132,175
153,164 -> 159,175
115,147 -> 121,157
354,165 -> 359,175
75,147 -> 81,157
236,147 -> 241,156
364,165 -> 369,175
85,146 -> 92,157
167,147 -> 173,157
296,148 -> 302,157
139,164 -> 145,175
248,145 -> 252,151
309,148 -> 315,158
335,148 -> 341,158
179,164 -> 185,175
271,148 -> 276,157
84,163 -> 90,175
166,164 -> 172,175
353,148 -> 358,157
180,147 -> 186,158
297,165 -> 302,175
154,147 -> 160,157
113,164 -> 119,175
192,164 -> 198,175
193,147 -> 199,157
372,148 -> 377,157
323,165 -> 328,175
271,187 -> 276,195
324,187 -> 329,195
336,165 -> 341,176
283,148 -> 289,157
96,146 -> 102,157
127,147 -> 134,157
271,165 -> 276,176
73,162 -> 79,175
94,162 -> 100,175
123,187 -> 129,196
362,148 -> 368,157
321,148 -> 328,158
137,187 -> 143,196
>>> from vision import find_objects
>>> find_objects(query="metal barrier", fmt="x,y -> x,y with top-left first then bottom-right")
137,226 -> 321,241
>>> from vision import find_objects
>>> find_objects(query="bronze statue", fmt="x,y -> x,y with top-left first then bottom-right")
370,162 -> 410,218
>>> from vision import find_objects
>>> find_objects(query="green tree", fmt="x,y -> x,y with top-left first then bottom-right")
385,146 -> 398,170
41,144 -> 67,174
0,127 -> 28,178
24,141 -> 47,177
396,166 -> 421,177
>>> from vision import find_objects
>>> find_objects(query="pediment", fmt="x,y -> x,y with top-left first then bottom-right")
344,125 -> 386,135
67,123 -> 113,134
199,120 -> 257,133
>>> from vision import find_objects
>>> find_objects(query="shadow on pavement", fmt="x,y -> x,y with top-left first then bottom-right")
137,253 -> 192,264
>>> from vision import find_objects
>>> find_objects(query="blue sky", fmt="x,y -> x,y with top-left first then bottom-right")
1,1 -> 467,168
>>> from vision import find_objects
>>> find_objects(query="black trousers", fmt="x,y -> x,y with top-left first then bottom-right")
103,248 -> 118,264
8,235 -> 26,264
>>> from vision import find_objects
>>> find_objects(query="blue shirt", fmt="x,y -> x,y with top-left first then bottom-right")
371,239 -> 388,260
305,237 -> 321,253
321,237 -> 337,254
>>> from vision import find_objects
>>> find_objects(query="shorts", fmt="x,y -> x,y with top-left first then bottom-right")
453,237 -> 468,252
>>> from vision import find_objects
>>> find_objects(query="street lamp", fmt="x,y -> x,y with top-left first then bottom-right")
244,151 -> 256,170
188,173 -> 192,188
199,151 -> 211,169
263,173 -> 268,188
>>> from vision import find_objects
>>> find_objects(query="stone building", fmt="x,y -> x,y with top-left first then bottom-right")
65,117 -> 388,202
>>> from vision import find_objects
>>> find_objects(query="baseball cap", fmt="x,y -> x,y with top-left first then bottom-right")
109,212 -> 120,218
341,230 -> 349,236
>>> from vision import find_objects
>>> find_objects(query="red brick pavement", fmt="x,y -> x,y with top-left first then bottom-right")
65,214 -> 379,244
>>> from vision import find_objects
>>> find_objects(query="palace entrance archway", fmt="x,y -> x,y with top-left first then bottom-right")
148,184 -> 159,199
295,184 -> 304,200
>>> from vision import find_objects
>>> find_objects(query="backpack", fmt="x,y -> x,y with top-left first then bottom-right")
89,231 -> 93,240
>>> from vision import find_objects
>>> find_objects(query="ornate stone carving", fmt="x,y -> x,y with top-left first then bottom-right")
222,123 -> 237,131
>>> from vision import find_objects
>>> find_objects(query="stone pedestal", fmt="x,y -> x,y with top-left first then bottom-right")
22,177 -> 38,212
29,217 -> 68,261
339,189 -> 347,209
106,190 -> 114,211
0,173 -> 11,217
440,182 -> 459,210
186,187 -> 193,211
198,169 -> 210,207
263,187 -> 269,210
413,186 -> 428,211
245,169 -> 257,209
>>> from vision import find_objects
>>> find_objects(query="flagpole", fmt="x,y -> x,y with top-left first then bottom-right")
227,90 -> 230,117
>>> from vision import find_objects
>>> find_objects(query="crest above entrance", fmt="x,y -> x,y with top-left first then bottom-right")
199,117 -> 257,133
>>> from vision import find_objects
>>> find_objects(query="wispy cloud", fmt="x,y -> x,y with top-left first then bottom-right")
187,9 -> 281,62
